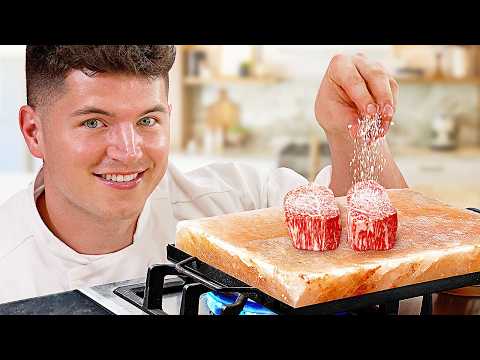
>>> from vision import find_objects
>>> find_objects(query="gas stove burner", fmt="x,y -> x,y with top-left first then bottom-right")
113,245 -> 275,315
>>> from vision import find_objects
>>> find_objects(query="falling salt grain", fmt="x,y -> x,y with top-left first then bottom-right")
349,112 -> 387,185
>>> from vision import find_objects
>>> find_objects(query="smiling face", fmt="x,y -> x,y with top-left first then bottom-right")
36,70 -> 170,221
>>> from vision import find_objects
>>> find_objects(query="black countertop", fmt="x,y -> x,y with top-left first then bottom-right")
0,290 -> 114,315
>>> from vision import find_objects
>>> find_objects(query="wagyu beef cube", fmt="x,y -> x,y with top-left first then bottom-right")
347,180 -> 397,251
283,183 -> 341,251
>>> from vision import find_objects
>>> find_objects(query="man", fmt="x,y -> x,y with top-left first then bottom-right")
0,45 -> 407,306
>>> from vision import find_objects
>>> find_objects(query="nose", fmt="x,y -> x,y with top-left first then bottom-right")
106,123 -> 143,163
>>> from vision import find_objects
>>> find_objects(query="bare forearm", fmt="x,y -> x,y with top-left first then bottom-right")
327,133 -> 408,196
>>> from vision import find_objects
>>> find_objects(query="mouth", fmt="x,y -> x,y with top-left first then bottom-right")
93,170 -> 147,189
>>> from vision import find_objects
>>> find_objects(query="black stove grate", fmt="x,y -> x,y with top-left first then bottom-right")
165,244 -> 480,315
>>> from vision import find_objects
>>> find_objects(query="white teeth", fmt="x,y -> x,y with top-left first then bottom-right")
100,173 -> 139,182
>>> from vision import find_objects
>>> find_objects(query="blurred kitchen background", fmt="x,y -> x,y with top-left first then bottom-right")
1,45 -> 479,208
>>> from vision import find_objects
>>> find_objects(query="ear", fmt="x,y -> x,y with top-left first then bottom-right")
19,105 -> 44,159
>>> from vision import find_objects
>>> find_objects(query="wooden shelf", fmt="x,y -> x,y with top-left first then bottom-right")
397,76 -> 480,85
183,75 -> 285,86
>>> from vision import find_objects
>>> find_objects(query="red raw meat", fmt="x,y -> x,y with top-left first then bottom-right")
347,180 -> 398,251
283,183 -> 341,251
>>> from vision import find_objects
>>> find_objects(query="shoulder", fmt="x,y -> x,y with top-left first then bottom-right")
166,161 -> 264,202
160,161 -> 278,216
0,189 -> 35,260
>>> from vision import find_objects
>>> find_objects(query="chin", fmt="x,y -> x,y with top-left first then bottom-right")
98,201 -> 145,220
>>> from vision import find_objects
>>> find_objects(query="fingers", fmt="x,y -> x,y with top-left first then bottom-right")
327,54 -> 399,140
352,55 -> 399,138
328,54 -> 376,117
353,55 -> 395,120
389,77 -> 399,109
384,78 -> 399,134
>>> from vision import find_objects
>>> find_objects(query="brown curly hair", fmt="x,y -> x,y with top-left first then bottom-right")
26,45 -> 176,108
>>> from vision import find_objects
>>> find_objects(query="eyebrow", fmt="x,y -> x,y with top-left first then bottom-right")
70,104 -> 169,118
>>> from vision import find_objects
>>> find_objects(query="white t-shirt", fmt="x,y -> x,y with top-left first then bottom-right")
0,161 -> 332,304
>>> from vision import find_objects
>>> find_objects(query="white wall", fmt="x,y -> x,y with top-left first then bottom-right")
262,45 -> 393,79
169,45 -> 183,151
197,45 -> 393,148
0,45 -> 30,172
0,46 -> 37,205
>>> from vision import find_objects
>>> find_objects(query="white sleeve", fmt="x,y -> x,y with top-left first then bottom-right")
259,164 -> 333,208
313,164 -> 332,187
171,161 -> 333,213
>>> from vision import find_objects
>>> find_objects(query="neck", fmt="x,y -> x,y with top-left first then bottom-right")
36,190 -> 139,255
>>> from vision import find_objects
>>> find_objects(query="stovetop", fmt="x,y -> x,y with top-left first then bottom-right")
79,276 -> 211,315
2,206 -> 480,316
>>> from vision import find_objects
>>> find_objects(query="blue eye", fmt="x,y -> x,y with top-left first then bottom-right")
138,117 -> 157,127
83,119 -> 105,129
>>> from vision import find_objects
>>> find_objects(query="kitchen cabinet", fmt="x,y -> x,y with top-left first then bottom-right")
393,45 -> 480,148
176,45 -> 285,151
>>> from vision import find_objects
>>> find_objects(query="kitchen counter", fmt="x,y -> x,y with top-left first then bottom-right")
391,146 -> 480,158
392,148 -> 480,209
0,277 -> 210,315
